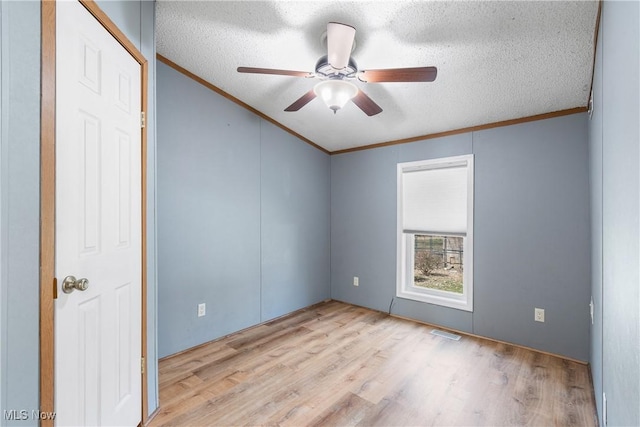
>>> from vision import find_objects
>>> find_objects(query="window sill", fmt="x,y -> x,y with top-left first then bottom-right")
396,288 -> 473,312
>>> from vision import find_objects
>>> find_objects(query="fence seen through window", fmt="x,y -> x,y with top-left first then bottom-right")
413,235 -> 464,294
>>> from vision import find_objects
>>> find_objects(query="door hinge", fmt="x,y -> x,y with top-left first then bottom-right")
53,277 -> 58,300
140,111 -> 146,129
141,357 -> 145,375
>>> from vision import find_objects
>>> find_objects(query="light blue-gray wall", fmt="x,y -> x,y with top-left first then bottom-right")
0,0 -> 159,422
331,113 -> 592,361
0,2 -> 3,416
0,3 -> 41,425
260,120 -> 331,321
589,1 -> 640,425
156,60 -> 330,358
473,116 -> 590,359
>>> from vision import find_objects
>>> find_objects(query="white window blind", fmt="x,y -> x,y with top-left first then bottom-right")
402,163 -> 468,235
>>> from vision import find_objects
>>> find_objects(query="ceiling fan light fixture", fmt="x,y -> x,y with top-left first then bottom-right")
313,80 -> 358,113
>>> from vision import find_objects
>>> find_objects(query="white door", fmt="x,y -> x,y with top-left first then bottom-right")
55,1 -> 142,426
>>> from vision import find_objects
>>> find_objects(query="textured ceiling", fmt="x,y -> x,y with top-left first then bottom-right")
156,1 -> 599,152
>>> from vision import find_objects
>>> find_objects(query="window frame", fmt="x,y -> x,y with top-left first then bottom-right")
396,155 -> 474,311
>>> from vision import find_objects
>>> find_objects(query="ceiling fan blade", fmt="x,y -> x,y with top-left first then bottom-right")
284,89 -> 317,112
358,66 -> 438,83
237,67 -> 314,78
327,22 -> 355,69
352,90 -> 383,116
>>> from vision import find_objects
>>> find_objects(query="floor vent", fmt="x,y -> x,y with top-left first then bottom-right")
430,329 -> 461,341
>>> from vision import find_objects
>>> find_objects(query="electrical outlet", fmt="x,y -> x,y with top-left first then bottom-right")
353,276 -> 359,287
198,303 -> 206,317
534,308 -> 545,323
590,296 -> 594,325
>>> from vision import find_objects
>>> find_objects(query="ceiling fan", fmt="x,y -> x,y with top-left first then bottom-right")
237,22 -> 437,116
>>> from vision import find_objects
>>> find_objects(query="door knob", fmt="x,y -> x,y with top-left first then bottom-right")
62,275 -> 89,294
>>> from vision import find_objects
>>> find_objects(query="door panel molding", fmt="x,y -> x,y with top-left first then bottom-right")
39,1 -> 148,425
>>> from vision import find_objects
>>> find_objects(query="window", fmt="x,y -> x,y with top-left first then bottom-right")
396,155 -> 474,311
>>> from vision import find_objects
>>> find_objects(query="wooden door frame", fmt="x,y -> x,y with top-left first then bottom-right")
40,1 -> 149,425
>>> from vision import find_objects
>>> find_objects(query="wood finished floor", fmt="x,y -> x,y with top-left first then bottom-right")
150,301 -> 597,426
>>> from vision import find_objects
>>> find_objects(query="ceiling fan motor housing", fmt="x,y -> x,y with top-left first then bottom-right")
315,55 -> 358,80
